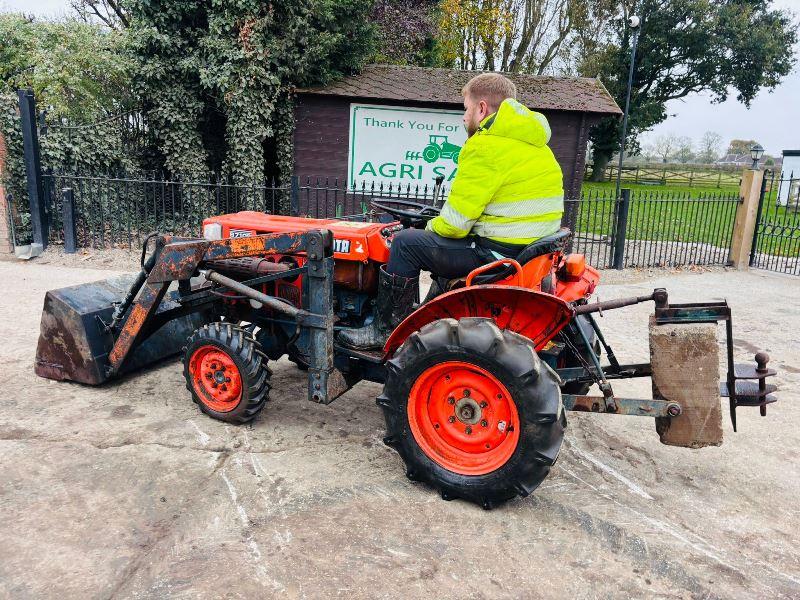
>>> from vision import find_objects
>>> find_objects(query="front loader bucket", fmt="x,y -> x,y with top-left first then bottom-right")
35,274 -> 205,385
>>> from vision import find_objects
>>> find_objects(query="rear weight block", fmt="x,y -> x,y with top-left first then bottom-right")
649,316 -> 723,448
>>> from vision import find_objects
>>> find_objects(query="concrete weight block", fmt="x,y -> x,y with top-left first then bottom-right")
649,316 -> 723,448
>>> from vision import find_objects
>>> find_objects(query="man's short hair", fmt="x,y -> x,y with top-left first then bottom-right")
462,73 -> 517,112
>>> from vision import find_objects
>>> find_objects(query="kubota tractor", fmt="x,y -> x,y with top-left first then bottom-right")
34,198 -> 777,508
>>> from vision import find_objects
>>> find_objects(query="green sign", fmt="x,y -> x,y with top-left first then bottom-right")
348,103 -> 467,189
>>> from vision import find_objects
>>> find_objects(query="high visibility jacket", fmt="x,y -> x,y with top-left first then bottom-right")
427,98 -> 564,245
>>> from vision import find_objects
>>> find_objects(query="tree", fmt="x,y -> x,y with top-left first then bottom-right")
586,0 -> 797,181
652,133 -> 678,163
437,0 -> 611,73
674,136 -> 694,163
697,131 -> 723,163
70,0 -> 129,29
372,0 -> 439,66
126,0 -> 376,180
727,138 -> 761,155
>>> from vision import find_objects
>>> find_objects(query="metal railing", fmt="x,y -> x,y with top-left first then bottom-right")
31,171 -> 744,270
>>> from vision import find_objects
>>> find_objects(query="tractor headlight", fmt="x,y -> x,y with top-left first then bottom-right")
203,223 -> 222,241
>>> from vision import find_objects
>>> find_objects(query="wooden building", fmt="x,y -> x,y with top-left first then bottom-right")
293,65 -> 621,198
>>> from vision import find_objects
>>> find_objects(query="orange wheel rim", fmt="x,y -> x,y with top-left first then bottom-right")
189,345 -> 243,412
407,361 -> 520,476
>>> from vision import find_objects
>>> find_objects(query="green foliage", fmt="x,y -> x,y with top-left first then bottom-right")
0,14 -> 135,242
586,0 -> 798,177
126,0 -> 377,184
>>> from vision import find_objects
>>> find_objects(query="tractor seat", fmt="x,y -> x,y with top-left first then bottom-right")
468,228 -> 572,286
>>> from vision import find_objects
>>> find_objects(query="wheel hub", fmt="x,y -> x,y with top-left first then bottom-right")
407,361 -> 520,476
455,397 -> 481,425
188,345 -> 243,412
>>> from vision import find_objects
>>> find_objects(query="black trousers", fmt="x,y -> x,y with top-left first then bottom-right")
386,229 -> 496,279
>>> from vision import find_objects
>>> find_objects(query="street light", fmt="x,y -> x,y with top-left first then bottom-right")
750,144 -> 764,170
614,15 -> 641,202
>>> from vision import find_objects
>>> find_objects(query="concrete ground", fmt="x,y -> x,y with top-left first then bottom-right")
0,257 -> 798,599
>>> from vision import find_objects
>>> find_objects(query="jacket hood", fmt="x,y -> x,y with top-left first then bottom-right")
481,98 -> 551,147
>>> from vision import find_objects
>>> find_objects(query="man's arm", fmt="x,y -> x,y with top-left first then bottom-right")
427,141 -> 502,239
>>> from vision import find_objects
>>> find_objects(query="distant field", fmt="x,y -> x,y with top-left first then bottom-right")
576,180 -> 798,257
582,180 -> 740,198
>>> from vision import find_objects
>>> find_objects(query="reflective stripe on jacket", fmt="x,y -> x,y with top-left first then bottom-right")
427,98 -> 564,245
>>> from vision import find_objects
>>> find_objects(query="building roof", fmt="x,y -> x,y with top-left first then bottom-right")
296,64 -> 622,116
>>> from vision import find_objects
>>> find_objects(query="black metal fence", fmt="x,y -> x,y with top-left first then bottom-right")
31,170 -> 746,270
750,170 -> 800,275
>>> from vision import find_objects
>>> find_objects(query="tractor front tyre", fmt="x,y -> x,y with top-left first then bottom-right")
183,322 -> 272,424
422,145 -> 440,163
379,318 -> 565,508
452,150 -> 460,164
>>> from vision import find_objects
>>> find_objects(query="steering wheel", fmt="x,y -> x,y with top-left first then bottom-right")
370,199 -> 441,229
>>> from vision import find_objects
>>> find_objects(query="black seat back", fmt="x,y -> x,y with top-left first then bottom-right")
469,228 -> 572,285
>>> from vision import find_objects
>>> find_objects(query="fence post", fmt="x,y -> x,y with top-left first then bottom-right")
62,188 -> 77,254
18,89 -> 48,249
728,168 -> 765,269
612,188 -> 631,270
290,175 -> 300,217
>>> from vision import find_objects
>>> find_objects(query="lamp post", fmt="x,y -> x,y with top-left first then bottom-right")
750,143 -> 764,170
614,15 -> 641,202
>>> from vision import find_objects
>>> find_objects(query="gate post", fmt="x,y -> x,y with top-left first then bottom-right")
18,89 -> 48,249
62,188 -> 77,254
612,188 -> 631,269
728,168 -> 765,269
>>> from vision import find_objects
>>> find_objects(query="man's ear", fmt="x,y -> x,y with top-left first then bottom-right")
479,100 -> 488,118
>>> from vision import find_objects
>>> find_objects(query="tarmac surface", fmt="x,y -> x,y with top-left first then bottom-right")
0,257 -> 798,599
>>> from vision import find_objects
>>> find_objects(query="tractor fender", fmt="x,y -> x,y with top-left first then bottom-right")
383,285 -> 574,358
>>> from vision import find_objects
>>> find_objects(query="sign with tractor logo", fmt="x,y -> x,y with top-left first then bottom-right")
348,103 -> 467,190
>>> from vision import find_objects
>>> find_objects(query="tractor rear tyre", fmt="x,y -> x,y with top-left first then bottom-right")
379,318 -> 565,508
184,322 -> 272,424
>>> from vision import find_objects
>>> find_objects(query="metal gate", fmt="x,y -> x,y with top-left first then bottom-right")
750,170 -> 800,275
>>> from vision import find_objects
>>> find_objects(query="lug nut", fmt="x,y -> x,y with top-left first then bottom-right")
225,377 -> 231,383
465,426 -> 472,435
481,419 -> 488,427
463,389 -> 470,397
448,397 -> 455,405
448,416 -> 456,423
480,401 -> 488,408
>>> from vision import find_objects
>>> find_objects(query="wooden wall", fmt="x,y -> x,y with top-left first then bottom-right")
292,94 -> 603,198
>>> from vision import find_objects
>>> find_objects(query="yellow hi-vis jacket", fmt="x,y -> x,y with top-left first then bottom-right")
427,98 -> 564,245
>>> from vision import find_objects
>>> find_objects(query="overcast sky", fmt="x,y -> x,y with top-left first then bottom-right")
4,0 -> 799,157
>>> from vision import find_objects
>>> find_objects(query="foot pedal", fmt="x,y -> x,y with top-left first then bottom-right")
722,351 -> 778,431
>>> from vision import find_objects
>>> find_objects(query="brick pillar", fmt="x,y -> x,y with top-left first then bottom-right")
650,317 -> 723,448
728,168 -> 765,270
0,132 -> 14,254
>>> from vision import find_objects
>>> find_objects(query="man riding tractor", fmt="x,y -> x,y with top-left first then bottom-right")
339,73 -> 565,350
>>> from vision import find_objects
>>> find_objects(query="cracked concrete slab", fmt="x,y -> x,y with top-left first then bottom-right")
0,260 -> 798,599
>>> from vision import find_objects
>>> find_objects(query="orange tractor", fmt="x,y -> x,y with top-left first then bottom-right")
34,199 -> 777,508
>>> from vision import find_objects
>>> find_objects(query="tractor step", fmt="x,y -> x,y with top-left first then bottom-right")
733,363 -> 777,379
720,381 -> 778,406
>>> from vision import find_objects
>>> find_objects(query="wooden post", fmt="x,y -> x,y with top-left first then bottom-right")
650,317 -> 723,448
728,168 -> 765,269
0,131 -> 13,254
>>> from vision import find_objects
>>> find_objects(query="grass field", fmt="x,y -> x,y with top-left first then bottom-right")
576,180 -> 799,258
